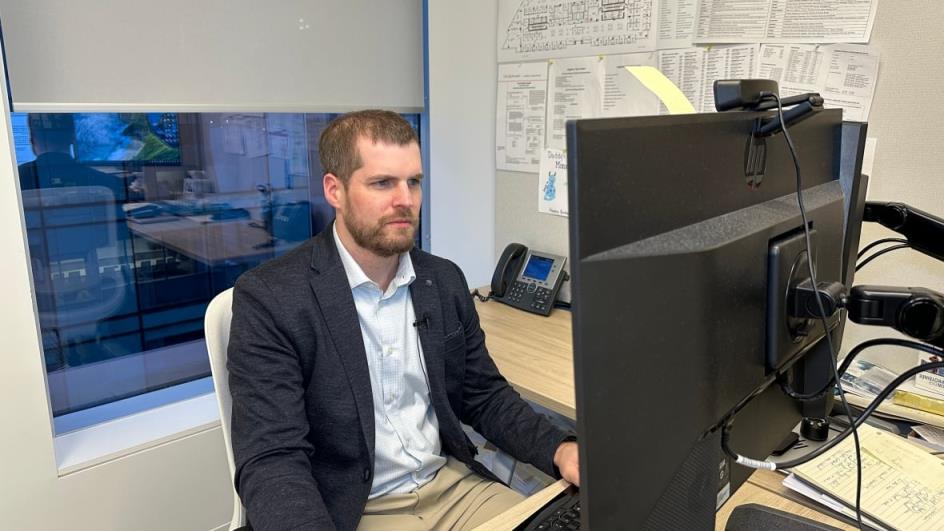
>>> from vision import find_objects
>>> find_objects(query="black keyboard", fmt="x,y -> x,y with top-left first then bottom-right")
521,489 -> 580,530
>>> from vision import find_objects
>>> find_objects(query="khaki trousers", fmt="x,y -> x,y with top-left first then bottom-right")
356,457 -> 525,531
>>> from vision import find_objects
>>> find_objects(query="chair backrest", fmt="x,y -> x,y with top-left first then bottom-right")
204,288 -> 246,529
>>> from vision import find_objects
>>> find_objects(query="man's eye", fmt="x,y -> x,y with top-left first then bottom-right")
408,178 -> 421,187
372,180 -> 391,188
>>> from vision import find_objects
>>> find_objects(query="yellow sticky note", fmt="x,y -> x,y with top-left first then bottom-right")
624,66 -> 695,115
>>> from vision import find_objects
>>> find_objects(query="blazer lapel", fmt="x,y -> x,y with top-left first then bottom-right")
409,257 -> 449,415
308,230 -> 375,460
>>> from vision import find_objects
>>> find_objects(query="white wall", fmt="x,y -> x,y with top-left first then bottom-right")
427,0 -> 498,287
840,1 -> 944,371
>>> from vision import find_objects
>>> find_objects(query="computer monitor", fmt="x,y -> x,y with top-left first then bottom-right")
73,112 -> 181,166
566,109 -> 866,529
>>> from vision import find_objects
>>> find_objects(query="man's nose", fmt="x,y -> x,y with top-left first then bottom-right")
392,180 -> 415,208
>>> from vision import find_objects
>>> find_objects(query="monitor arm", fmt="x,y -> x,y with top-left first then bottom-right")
864,201 -> 944,262
791,200 -> 944,348
790,284 -> 944,348
844,286 -> 944,349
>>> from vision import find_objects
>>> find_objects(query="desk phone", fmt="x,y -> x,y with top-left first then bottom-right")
490,243 -> 567,316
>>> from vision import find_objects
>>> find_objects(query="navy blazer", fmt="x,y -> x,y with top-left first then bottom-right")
228,227 -> 571,531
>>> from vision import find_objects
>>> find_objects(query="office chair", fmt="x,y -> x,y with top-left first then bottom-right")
204,288 -> 249,531
21,186 -> 130,371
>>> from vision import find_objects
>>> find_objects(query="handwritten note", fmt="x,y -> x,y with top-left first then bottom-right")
793,424 -> 944,530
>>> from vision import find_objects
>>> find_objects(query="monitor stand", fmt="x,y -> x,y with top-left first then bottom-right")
725,504 -> 842,531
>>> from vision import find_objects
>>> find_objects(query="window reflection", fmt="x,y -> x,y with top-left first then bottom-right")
14,111 -> 421,423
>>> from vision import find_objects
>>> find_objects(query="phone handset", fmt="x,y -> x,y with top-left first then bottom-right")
487,243 -> 568,316
491,243 -> 528,297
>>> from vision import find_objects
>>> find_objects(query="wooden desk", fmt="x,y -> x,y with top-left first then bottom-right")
474,296 -> 575,419
126,215 -> 291,267
473,293 -> 854,530
719,470 -> 855,530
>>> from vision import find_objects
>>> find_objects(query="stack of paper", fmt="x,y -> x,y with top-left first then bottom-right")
786,424 -> 944,530
908,424 -> 944,453
840,359 -> 944,428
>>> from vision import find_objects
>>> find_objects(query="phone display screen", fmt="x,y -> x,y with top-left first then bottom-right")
522,255 -> 554,282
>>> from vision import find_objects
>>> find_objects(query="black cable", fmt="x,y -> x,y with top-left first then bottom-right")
839,338 -> 943,381
781,338 -> 944,402
470,289 -> 492,302
855,243 -> 910,272
856,238 -> 908,259
724,359 -> 944,469
723,356 -> 944,518
771,360 -> 944,469
770,93 -> 864,529
779,375 -> 834,402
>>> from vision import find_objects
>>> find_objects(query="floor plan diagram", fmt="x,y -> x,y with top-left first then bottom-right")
499,0 -> 656,62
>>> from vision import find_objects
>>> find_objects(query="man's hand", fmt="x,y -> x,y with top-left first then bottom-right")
553,441 -> 580,486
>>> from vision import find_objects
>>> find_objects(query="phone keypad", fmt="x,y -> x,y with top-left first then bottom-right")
506,281 -> 527,302
503,281 -> 553,315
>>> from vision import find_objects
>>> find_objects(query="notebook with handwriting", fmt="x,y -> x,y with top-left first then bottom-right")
792,424 -> 944,530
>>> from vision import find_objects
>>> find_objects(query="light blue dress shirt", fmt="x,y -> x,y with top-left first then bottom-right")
333,226 -> 447,499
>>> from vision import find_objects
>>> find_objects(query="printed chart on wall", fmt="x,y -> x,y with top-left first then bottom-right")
498,0 -> 657,62
694,0 -> 879,44
757,43 -> 880,122
497,62 -> 549,172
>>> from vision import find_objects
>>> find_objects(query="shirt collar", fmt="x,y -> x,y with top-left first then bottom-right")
333,222 -> 416,294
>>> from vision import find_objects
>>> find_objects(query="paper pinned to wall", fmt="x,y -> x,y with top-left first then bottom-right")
758,44 -> 880,121
694,0 -> 878,44
657,48 -> 706,113
222,122 -> 244,155
242,121 -> 268,159
602,53 -> 661,117
498,0 -> 657,63
821,44 -> 881,122
701,45 -> 759,113
656,0 -> 698,50
538,148 -> 568,217
496,62 -> 549,173
654,45 -> 759,114
545,57 -> 605,151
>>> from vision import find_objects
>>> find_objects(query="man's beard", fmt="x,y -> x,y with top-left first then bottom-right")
344,206 -> 418,257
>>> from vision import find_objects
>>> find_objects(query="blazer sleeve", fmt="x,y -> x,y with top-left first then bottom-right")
448,264 -> 575,478
228,273 -> 337,531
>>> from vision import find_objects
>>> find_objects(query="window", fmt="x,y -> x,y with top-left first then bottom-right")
13,111 -> 422,431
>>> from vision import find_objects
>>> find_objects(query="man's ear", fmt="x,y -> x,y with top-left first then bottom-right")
323,173 -> 344,209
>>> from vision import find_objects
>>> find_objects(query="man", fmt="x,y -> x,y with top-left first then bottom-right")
18,113 -> 125,200
228,110 -> 578,531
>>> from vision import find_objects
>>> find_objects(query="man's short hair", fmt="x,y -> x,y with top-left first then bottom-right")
318,110 -> 418,184
29,113 -> 76,147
